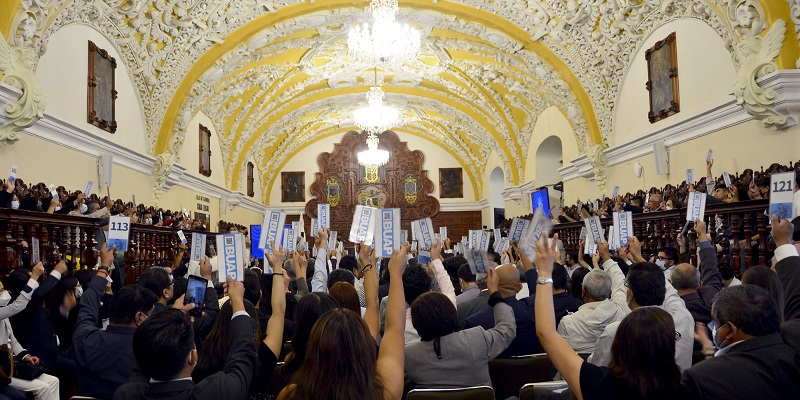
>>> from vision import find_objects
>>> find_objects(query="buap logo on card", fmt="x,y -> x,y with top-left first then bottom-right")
192,234 -> 204,262
380,211 -> 395,257
357,207 -> 372,239
223,235 -> 240,280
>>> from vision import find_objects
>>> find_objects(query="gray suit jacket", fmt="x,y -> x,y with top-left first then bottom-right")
404,301 -> 516,390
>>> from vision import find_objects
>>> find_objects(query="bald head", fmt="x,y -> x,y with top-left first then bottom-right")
670,263 -> 700,291
496,264 -> 521,297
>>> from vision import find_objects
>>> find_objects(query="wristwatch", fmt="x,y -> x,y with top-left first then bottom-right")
537,277 -> 554,285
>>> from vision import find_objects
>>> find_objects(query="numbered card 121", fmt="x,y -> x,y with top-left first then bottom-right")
770,172 -> 795,220
107,216 -> 131,251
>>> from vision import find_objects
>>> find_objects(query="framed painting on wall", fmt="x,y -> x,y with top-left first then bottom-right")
87,41 -> 118,133
439,168 -> 463,199
645,32 -> 680,124
281,171 -> 305,202
199,124 -> 212,177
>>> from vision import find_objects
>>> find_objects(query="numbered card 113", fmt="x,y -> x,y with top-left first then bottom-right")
107,216 -> 131,251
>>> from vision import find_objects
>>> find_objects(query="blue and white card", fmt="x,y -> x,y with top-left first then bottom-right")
84,180 -> 94,197
496,238 -> 510,255
107,216 -> 131,251
479,230 -> 491,251
283,228 -> 296,253
686,192 -> 707,222
411,223 -> 419,242
8,165 -> 17,185
328,231 -> 338,250
259,210 -> 286,254
440,227 -> 448,241
31,237 -> 40,265
613,211 -> 633,246
723,172 -> 732,188
375,209 -> 401,258
469,230 -> 479,250
608,225 -> 618,251
401,229 -> 408,245
190,233 -> 206,263
310,218 -> 318,237
509,218 -> 530,242
769,172 -> 795,220
292,221 -> 301,237
579,227 -> 587,240
412,217 -> 435,249
349,205 -> 379,245
318,204 -> 331,229
612,186 -> 620,198
584,239 -> 597,255
584,216 -> 604,245
519,206 -> 552,260
418,250 -> 431,265
464,249 -> 491,275
493,228 -> 501,242
177,230 -> 187,244
686,169 -> 695,185
217,233 -> 245,281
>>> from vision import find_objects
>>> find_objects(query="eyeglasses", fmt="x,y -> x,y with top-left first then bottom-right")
656,256 -> 669,261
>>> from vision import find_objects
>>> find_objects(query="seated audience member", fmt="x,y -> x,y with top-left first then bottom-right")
278,246 -> 409,400
558,264 -> 627,353
657,246 -> 680,280
794,171 -> 800,218
138,267 -> 174,312
590,237 -> 694,372
565,252 -> 582,280
443,255 -> 466,297
684,285 -> 800,399
645,192 -> 664,212
401,241 -> 455,344
670,220 -> 722,327
7,260 -> 76,386
280,293 -> 339,385
337,255 -> 366,307
329,282 -> 360,314
72,244 -> 158,399
719,263 -> 741,287
457,273 -> 490,326
551,265 -> 583,326
464,262 -> 539,357
741,266 -> 785,321
405,268 -> 515,390
114,277 -> 257,400
455,264 -> 479,306
665,196 -> 682,210
534,235 -> 685,400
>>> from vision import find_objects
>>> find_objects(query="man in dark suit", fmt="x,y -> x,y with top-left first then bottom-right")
774,216 -> 800,351
464,263 -> 542,357
72,243 -> 158,399
114,277 -> 257,400
456,277 -> 490,327
682,218 -> 800,400
6,259 -> 76,386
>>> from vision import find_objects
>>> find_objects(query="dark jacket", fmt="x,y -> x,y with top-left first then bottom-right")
553,292 -> 583,327
113,315 -> 258,400
457,290 -> 490,327
71,275 -> 137,399
776,254 -> 800,351
464,290 -> 541,358
9,274 -> 63,368
680,242 -> 722,326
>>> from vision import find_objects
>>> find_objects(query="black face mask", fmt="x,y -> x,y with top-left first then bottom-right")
20,253 -> 31,267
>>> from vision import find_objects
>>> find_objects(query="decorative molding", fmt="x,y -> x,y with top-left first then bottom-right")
501,181 -> 539,205
0,83 -> 264,214
559,69 -> 800,182
0,36 -> 46,144
439,199 -> 490,212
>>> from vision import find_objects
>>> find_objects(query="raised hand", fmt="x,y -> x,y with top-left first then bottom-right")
100,243 -> 115,268
771,214 -> 793,247
533,234 -> 557,276
388,244 -> 409,277
266,241 -> 286,271
31,262 -> 45,280
628,236 -> 645,262
200,256 -> 212,280
597,240 -> 611,263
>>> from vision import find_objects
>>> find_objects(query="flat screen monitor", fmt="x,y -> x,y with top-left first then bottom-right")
530,187 -> 550,217
250,224 -> 264,259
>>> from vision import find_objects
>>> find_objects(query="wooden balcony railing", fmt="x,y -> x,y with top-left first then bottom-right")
0,209 -> 205,283
550,199 -> 773,277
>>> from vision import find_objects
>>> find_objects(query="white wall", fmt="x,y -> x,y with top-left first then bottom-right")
36,24 -> 148,154
267,132 -> 476,206
613,18 -> 737,145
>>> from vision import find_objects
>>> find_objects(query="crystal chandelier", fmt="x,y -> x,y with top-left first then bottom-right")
357,133 -> 391,168
353,86 -> 400,134
347,0 -> 420,69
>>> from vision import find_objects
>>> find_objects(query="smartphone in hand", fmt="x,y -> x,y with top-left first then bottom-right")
184,275 -> 208,318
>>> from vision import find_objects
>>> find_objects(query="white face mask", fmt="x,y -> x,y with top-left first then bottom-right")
75,286 -> 83,299
145,218 -> 153,225
54,206 -> 61,212
665,206 -> 673,210
10,201 -> 19,210
655,259 -> 667,269
80,204 -> 89,214
0,291 -> 11,307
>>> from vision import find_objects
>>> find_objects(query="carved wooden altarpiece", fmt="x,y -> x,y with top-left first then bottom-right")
305,131 -> 439,234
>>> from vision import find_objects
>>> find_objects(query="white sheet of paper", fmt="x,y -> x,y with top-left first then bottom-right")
612,186 -> 619,198
769,172 -> 795,220
412,217 -> 435,249
107,215 -> 131,251
686,169 -> 695,185
318,204 -> 331,228
84,181 -> 94,197
177,230 -> 187,244
375,209 -> 401,258
217,233 -> 245,281
310,218 -> 318,237
259,210 -> 286,254
349,205 -> 379,246
190,233 -> 207,263
686,192 -> 707,222
723,172 -> 732,188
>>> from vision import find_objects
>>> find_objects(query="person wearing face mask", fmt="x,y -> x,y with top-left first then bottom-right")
70,243 -> 159,399
0,263 -> 60,400
655,246 -> 680,281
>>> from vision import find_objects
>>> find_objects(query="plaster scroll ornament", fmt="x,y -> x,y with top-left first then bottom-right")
586,142 -> 608,197
0,34 -> 47,145
732,19 -> 789,129
151,152 -> 175,207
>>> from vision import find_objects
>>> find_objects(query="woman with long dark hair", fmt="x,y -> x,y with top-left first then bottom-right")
533,236 -> 684,400
278,245 -> 409,400
280,292 -> 338,385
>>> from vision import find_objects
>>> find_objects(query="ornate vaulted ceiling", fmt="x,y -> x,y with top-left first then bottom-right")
1,0 -> 796,203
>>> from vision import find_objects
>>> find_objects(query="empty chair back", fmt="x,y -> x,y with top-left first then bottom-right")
519,381 -> 574,400
489,353 -> 555,399
406,386 -> 494,400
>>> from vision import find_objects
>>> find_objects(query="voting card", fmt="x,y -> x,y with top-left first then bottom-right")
686,169 -> 695,185
349,205 -> 378,245
8,165 -> 17,185
84,180 -> 94,197
612,211 -> 633,246
518,206 -> 552,260
310,218 -> 318,237
612,186 -> 620,198
439,227 -> 448,241
375,209 -> 401,258
190,232 -> 207,263
259,210 -> 286,254
217,233 -> 245,281
769,172 -> 795,220
723,172 -> 732,188
686,192 -> 707,222
107,215 -> 131,251
464,249 -> 491,275
177,230 -> 187,244
509,218 -> 530,242
584,216 -> 604,245
283,228 -> 296,253
31,237 -> 40,265
412,217 -> 435,249
318,204 -> 331,228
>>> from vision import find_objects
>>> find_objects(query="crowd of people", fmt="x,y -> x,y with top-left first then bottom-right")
0,157 -> 797,400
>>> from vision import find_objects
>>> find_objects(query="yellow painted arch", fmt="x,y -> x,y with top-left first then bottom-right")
153,0 -> 604,171
261,125 -> 481,203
